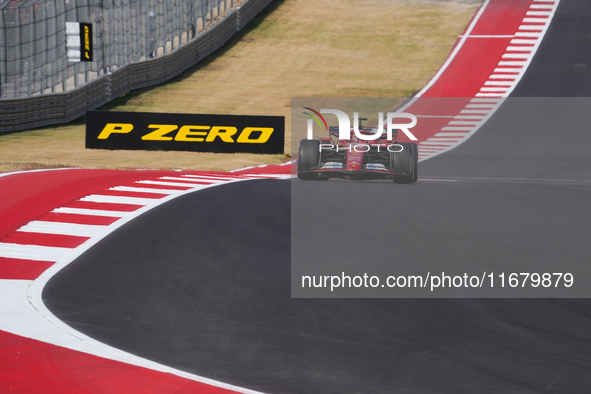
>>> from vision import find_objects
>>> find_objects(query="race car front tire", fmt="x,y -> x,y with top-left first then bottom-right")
391,142 -> 417,184
297,139 -> 327,180
411,143 -> 418,183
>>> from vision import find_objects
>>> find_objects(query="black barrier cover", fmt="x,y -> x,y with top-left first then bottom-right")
86,111 -> 285,154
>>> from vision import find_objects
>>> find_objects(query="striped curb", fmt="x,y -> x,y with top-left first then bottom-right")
0,172 -> 288,281
405,0 -> 560,162
0,170 -> 289,394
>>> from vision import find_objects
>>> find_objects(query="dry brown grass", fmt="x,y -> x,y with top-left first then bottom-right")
0,0 -> 481,173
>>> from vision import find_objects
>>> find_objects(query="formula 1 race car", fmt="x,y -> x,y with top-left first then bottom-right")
297,118 -> 418,183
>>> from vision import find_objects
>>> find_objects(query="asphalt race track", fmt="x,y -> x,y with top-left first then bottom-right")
512,0 -> 591,97
40,0 -> 591,392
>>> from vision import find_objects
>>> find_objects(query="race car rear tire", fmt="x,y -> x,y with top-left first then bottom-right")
391,142 -> 417,184
297,139 -> 326,180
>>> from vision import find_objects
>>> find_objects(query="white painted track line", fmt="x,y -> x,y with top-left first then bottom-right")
17,221 -> 108,238
0,243 -> 73,261
79,194 -> 164,206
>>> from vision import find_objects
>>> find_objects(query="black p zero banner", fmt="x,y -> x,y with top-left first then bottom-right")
80,23 -> 93,62
66,22 -> 93,62
86,111 -> 285,154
